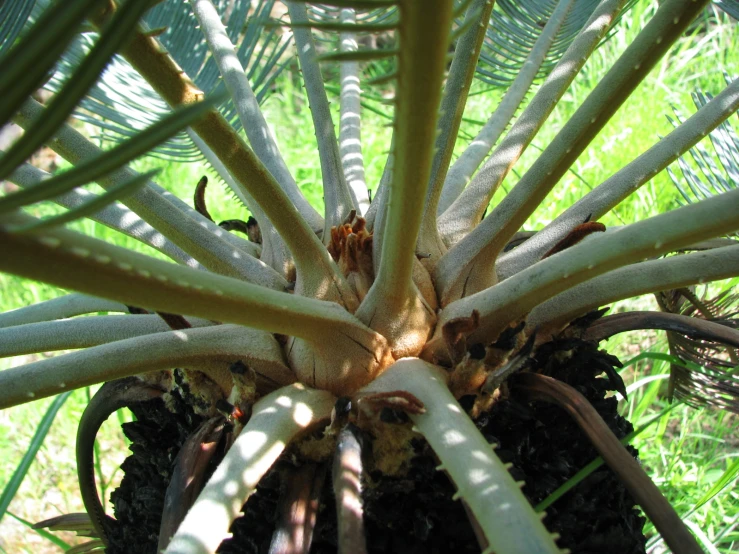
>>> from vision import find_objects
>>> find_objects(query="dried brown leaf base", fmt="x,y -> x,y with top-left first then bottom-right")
104,339 -> 645,554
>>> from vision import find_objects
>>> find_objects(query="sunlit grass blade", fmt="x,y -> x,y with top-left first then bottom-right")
628,373 -> 669,420
0,392 -> 72,521
683,520 -> 721,554
621,351 -> 728,381
7,512 -> 72,551
0,90 -> 223,215
620,350 -> 671,422
0,0 -> 154,181
620,351 -> 696,369
691,458 -> 739,512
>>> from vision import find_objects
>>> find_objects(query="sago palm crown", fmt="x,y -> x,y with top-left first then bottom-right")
0,0 -> 738,553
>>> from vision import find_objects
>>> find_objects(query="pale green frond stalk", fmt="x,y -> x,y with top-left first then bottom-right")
183,112 -> 295,280
417,0 -> 495,259
0,325 -> 293,410
9,163 -> 198,267
95,11 -> 357,306
14,100 -> 286,288
0,314 -> 214,358
1,0 -> 735,550
496,76 -> 739,280
131,156 -> 263,259
435,0 -> 710,304
1,210 -> 391,394
363,359 -> 560,554
358,0 -> 453,327
339,7 -> 370,215
527,244 -> 739,334
0,220 -> 376,344
287,1 -> 358,235
0,293 -> 125,329
164,383 -> 335,554
183,129 -> 285,268
187,0 -> 324,236
183,3 -> 296,279
427,187 -> 739,360
436,0 -> 584,225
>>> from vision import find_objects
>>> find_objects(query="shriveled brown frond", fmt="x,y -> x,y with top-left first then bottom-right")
34,513 -> 105,552
76,378 -> 165,545
33,512 -> 98,537
656,287 -> 739,413
585,311 -> 739,348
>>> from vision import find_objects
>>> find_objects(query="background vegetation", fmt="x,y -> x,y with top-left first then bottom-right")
0,1 -> 737,551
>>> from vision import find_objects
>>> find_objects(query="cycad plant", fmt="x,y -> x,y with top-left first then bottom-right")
0,0 -> 738,552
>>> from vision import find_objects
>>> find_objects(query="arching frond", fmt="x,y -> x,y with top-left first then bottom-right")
0,0 -> 34,56
656,287 -> 739,413
475,0 -> 637,87
42,0 -> 292,162
715,0 -> 739,20
668,76 -> 739,207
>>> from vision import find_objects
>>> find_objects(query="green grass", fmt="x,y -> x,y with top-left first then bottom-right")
607,333 -> 739,553
1,2 -> 738,552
